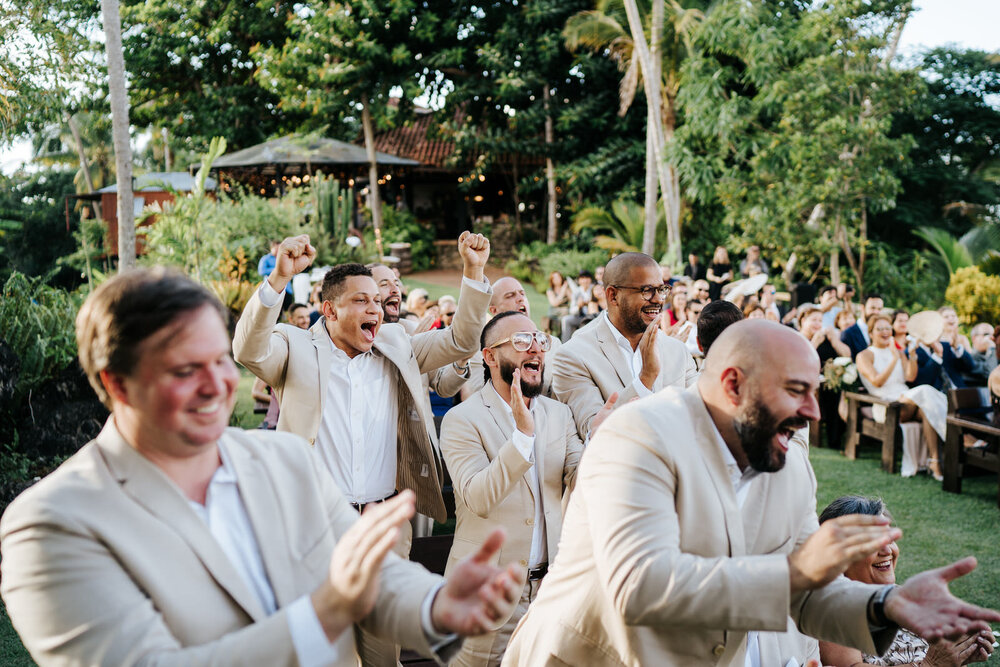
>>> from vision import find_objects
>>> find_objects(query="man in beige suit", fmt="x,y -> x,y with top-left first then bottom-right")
459,276 -> 562,401
233,232 -> 491,528
551,252 -> 697,440
441,311 -> 585,666
505,320 -> 1000,667
0,268 -> 524,667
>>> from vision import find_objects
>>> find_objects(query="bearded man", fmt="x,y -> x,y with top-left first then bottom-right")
504,320 -> 1000,667
438,311 -> 588,666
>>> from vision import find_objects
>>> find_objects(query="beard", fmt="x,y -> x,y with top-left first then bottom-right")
382,310 -> 399,324
498,357 -> 544,399
732,397 -> 807,473
619,299 -> 653,337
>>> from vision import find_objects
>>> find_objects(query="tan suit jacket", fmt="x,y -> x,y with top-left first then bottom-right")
551,313 -> 698,439
0,422 -> 442,666
503,387 -> 895,667
233,279 -> 490,521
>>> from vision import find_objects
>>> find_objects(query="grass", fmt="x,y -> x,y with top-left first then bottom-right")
3,384 -> 997,663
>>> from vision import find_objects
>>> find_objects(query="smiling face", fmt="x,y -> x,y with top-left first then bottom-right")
491,277 -> 530,317
940,307 -> 959,333
324,275 -> 383,357
870,316 -> 894,347
610,263 -> 665,336
892,312 -> 909,337
800,310 -> 823,338
370,265 -> 402,323
844,517 -> 898,585
483,313 -> 545,397
109,305 -> 239,455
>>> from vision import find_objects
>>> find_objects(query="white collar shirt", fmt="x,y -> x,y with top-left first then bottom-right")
602,312 -> 653,398
495,384 -> 548,567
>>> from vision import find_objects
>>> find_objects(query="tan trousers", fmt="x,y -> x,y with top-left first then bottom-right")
356,520 -> 413,667
448,578 -> 541,667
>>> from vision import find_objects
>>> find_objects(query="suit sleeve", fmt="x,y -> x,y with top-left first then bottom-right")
411,280 -> 490,374
232,283 -> 292,388
560,407 -> 585,492
0,499 -> 302,667
427,364 -> 468,399
440,407 -> 533,519
551,344 -> 642,441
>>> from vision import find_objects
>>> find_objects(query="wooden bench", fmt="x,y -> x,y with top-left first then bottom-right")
843,391 -> 905,473
942,388 -> 1000,507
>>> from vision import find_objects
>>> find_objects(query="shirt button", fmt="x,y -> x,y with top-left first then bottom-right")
712,644 -> 725,657
519,559 -> 528,567
525,518 -> 534,526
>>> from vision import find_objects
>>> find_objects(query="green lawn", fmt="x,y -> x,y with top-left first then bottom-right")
3,395 -> 997,664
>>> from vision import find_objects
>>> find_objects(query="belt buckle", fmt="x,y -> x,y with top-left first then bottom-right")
528,563 -> 548,581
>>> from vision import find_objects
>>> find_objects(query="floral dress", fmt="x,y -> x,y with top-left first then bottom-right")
863,628 -> 928,665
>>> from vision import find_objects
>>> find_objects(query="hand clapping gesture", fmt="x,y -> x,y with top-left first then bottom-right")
638,316 -> 662,391
510,368 -> 534,437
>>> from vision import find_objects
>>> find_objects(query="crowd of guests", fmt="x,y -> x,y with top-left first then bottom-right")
2,232 -> 998,667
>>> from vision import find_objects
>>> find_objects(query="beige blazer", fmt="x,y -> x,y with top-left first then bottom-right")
0,422 -> 442,667
441,383 -> 583,593
233,279 -> 490,521
550,313 -> 698,439
502,387 -> 895,667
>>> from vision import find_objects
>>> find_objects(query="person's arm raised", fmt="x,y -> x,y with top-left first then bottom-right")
267,235 -> 316,293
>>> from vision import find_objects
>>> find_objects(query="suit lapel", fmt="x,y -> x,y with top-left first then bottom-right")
593,317 -> 631,388
310,319 -> 331,405
482,383 -> 536,505
95,421 -> 268,621
681,389 -> 747,556
224,435 -> 298,608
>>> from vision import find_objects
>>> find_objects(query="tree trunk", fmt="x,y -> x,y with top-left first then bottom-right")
66,113 -> 102,221
361,100 -> 384,260
162,126 -> 172,172
642,114 -> 657,256
830,248 -> 840,286
663,95 -> 681,259
101,0 -> 135,270
623,0 -> 680,263
543,85 -> 558,245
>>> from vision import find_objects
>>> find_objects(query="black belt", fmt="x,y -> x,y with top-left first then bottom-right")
350,490 -> 399,514
528,563 -> 548,581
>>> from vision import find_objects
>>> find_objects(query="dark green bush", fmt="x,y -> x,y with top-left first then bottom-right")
380,207 -> 437,272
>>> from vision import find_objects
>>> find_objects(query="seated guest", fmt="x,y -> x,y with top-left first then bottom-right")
0,268 -> 523,666
545,271 -> 571,338
842,293 -> 884,360
441,312 -> 587,666
695,299 -> 744,354
682,299 -> 705,356
745,304 -> 766,320
800,305 -> 851,448
819,496 -> 994,667
437,295 -> 458,329
966,323 -> 997,385
560,270 -> 595,342
706,245 -> 732,301
892,310 -> 909,350
691,278 -> 711,302
551,252 -> 697,440
934,306 -> 976,388
836,307 -> 857,335
663,287 -> 687,327
683,252 -> 706,281
857,314 -> 946,480
405,288 -> 430,322
739,244 -> 769,278
819,285 -> 841,328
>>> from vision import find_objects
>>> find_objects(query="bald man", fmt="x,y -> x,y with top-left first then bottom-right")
505,320 -> 1000,667
458,277 -> 562,401
550,252 -> 697,440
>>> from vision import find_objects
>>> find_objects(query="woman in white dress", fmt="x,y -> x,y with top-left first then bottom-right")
856,314 -> 948,480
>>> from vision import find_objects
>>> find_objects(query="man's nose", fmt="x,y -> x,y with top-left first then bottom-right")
801,391 -> 821,422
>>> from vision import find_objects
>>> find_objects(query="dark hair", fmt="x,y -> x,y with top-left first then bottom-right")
697,300 -> 744,353
820,285 -> 837,296
479,310 -> 527,384
76,267 -> 228,408
578,269 -> 594,280
321,263 -> 372,303
892,309 -> 908,323
287,302 -> 308,315
819,495 -> 891,524
863,292 -> 882,303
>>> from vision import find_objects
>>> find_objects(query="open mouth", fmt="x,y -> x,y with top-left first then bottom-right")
360,321 -> 378,342
193,402 -> 222,416
641,305 -> 661,319
384,297 -> 400,314
517,304 -> 528,314
872,559 -> 893,572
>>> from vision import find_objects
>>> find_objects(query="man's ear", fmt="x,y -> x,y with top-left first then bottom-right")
605,285 -> 619,307
99,369 -> 129,406
720,367 -> 744,406
321,299 -> 336,321
482,346 -> 498,373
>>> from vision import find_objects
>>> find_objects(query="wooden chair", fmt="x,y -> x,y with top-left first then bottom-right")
843,391 -> 904,473
942,388 -> 1000,507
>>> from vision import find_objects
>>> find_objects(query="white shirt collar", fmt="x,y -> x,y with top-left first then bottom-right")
602,311 -> 636,354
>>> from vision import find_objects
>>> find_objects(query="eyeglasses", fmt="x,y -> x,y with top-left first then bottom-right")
444,311 -> 456,317
610,284 -> 669,300
487,331 -> 551,352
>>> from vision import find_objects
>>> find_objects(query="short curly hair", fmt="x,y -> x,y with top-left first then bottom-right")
321,263 -> 373,303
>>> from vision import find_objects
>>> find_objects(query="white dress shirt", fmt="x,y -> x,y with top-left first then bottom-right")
190,440 -> 453,666
602,312 -> 653,399
496,387 -> 548,567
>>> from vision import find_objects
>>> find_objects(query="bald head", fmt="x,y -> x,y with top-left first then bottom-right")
490,277 -> 529,316
603,252 -> 659,289
702,320 -> 818,383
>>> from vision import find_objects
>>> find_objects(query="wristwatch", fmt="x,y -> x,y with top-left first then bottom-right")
867,584 -> 897,629
452,361 -> 470,377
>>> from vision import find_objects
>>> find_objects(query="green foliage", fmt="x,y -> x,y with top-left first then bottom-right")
379,208 -> 436,273
504,236 -> 608,292
859,240 -> 946,313
0,272 -> 81,399
571,199 -> 668,258
945,267 -> 1000,326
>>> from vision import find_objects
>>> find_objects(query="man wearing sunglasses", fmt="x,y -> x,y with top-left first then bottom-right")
551,252 -> 698,440
440,311 -> 586,667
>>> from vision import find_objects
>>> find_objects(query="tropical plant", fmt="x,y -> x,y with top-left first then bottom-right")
945,266 -> 1000,326
571,199 -> 668,258
914,223 -> 1000,276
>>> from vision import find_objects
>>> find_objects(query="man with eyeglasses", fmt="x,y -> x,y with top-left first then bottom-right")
552,252 -> 698,440
439,311 -> 587,667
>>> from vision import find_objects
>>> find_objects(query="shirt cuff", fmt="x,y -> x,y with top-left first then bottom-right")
632,378 -> 653,398
421,581 -> 458,648
286,595 -> 349,667
462,276 -> 490,293
259,280 -> 283,308
511,429 -> 536,462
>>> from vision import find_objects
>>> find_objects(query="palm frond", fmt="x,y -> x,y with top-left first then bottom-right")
914,226 -> 974,275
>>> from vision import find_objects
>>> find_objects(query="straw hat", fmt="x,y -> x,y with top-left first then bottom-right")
907,310 -> 944,345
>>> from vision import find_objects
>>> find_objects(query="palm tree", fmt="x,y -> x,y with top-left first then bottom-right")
915,223 -> 1000,276
571,199 -> 667,257
564,0 -> 703,262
